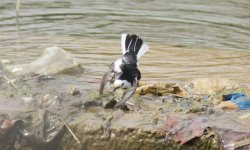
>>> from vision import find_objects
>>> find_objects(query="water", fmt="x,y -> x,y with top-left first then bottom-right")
0,0 -> 250,89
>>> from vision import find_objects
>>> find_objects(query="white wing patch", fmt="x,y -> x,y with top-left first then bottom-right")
121,33 -> 127,55
114,59 -> 122,73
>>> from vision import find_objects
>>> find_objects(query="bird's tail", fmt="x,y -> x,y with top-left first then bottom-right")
121,34 -> 149,59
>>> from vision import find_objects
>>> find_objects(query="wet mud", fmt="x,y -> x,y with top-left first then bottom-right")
1,69 -> 250,150
1,47 -> 250,149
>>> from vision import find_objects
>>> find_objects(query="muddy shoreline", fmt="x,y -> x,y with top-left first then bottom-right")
1,47 -> 250,149
1,69 -> 250,150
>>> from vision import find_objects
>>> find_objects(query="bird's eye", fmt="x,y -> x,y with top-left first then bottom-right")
122,83 -> 124,86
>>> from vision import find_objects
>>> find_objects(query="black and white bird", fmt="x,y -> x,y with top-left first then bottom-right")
100,33 -> 149,107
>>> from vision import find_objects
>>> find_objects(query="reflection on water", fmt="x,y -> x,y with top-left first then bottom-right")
0,0 -> 250,88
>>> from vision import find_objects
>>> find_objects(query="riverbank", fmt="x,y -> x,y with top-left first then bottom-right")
1,68 -> 250,149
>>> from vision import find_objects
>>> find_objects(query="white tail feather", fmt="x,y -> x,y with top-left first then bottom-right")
137,44 -> 149,59
121,33 -> 127,54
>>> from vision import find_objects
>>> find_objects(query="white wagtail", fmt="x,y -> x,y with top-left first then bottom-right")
100,33 -> 149,107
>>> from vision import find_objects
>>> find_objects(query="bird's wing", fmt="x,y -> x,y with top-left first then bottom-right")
114,79 -> 138,107
99,70 -> 110,96
100,63 -> 115,95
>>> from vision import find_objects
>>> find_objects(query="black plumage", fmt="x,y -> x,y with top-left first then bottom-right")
120,34 -> 143,85
125,34 -> 143,56
118,64 -> 141,86
100,33 -> 149,107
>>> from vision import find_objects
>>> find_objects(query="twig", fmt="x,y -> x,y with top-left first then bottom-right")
0,74 -> 17,88
58,118 -> 81,144
240,113 -> 250,119
16,0 -> 21,33
234,137 -> 250,149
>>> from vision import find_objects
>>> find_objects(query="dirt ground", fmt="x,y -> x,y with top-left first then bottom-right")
1,69 -> 250,150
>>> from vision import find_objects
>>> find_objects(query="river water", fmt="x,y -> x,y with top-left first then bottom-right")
0,0 -> 250,89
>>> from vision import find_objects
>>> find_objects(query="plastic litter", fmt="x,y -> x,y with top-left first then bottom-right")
223,93 -> 250,110
5,46 -> 82,75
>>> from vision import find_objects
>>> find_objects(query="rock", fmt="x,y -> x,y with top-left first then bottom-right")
190,78 -> 239,95
68,87 -> 81,96
40,94 -> 60,108
215,101 -> 237,110
135,83 -> 188,97
21,96 -> 33,102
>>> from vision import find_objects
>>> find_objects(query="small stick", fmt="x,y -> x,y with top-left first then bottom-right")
58,118 -> 81,144
0,74 -> 17,88
234,137 -> 250,149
